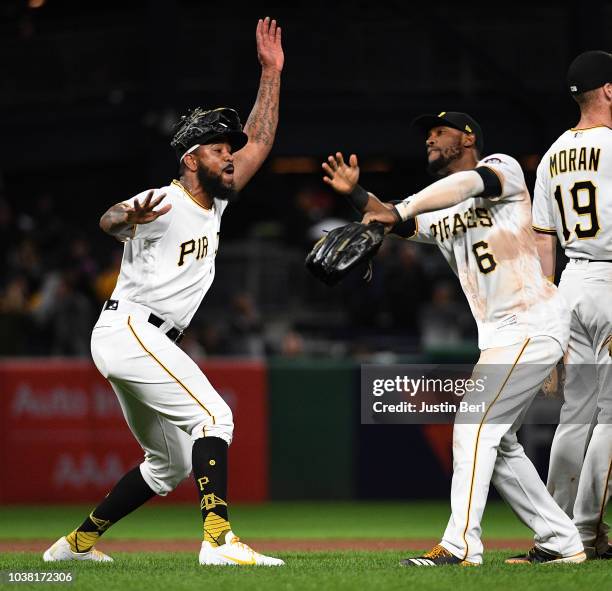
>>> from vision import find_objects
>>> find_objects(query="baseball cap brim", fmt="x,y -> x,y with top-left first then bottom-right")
202,130 -> 249,152
410,113 -> 483,153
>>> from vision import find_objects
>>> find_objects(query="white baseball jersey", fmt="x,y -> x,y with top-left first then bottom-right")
532,126 -> 612,260
407,154 -> 569,350
110,180 -> 228,330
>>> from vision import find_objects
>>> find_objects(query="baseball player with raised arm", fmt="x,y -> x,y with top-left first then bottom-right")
530,50 -> 612,561
43,17 -> 284,567
322,111 -> 585,566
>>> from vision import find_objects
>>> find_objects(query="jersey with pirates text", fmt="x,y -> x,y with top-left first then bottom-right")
110,180 -> 228,330
532,126 -> 612,260
406,154 -> 569,350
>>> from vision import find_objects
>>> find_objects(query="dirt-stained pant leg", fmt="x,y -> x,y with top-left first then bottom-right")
547,264 -> 599,516
571,262 -> 612,554
440,336 -> 582,564
90,313 -> 234,495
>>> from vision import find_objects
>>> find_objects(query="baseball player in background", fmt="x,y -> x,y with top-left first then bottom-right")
43,17 -> 284,566
322,112 -> 585,565
530,50 -> 612,560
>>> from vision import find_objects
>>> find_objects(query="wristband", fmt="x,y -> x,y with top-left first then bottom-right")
394,199 -> 414,222
346,185 -> 369,212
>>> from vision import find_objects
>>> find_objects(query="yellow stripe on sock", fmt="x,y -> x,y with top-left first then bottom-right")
203,512 -> 231,546
66,529 -> 100,553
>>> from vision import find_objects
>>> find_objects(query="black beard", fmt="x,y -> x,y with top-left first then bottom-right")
426,144 -> 463,177
196,164 -> 237,202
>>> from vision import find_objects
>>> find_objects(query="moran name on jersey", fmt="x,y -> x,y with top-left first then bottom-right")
548,146 -> 601,178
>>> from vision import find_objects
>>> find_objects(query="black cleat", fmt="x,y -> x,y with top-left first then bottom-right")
400,544 -> 477,567
597,545 -> 611,560
505,546 -> 586,565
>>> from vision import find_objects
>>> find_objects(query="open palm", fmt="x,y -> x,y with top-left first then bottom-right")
257,17 -> 283,72
322,153 -> 360,195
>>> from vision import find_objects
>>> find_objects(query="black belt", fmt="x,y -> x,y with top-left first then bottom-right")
103,300 -> 185,344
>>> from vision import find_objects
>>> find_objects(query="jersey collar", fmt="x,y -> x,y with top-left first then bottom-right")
172,180 -> 214,212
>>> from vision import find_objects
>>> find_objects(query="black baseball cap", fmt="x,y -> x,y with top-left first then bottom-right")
567,50 -> 612,95
171,107 -> 248,161
411,111 -> 484,153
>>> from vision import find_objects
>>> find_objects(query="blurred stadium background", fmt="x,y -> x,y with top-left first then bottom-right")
0,0 -> 610,507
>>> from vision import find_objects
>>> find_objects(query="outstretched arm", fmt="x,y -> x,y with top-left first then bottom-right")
363,170 -> 485,226
233,17 -> 284,192
100,191 -> 170,242
322,152 -> 395,216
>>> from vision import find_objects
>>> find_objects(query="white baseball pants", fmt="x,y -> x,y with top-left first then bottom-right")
440,336 -> 583,564
547,260 -> 612,554
90,300 -> 233,496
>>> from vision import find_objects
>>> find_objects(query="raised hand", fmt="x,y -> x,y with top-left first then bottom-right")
322,152 -> 360,195
256,17 -> 283,72
125,191 -> 171,225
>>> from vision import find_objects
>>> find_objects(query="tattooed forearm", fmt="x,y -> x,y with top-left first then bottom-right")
99,203 -> 133,240
244,70 -> 281,147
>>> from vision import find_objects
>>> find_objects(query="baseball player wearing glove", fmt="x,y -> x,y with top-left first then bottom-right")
44,17 -> 284,567
321,113 -> 585,566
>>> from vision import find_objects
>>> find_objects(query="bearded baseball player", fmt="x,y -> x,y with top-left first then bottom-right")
322,112 -> 585,565
530,50 -> 612,561
43,17 -> 284,566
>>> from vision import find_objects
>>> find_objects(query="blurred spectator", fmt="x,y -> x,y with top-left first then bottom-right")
420,281 -> 474,349
226,292 -> 264,356
286,185 -> 349,248
0,275 -> 30,355
383,241 -> 431,338
30,270 -> 94,356
180,332 -> 207,359
94,250 -> 122,304
49,271 -> 95,357
199,323 -> 230,356
280,330 -> 305,357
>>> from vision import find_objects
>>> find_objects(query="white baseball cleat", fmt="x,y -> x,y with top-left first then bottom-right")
43,537 -> 113,563
199,531 -> 284,566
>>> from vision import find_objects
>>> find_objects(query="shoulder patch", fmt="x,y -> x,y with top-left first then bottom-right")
483,157 -> 502,164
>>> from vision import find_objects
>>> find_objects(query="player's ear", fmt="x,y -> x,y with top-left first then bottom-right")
183,153 -> 198,172
603,82 -> 612,101
463,133 -> 476,149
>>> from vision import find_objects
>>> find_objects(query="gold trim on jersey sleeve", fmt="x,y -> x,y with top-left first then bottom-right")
460,338 -> 531,561
532,225 -> 557,235
126,316 -> 216,425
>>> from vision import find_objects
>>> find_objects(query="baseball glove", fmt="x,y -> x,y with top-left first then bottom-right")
305,221 -> 385,286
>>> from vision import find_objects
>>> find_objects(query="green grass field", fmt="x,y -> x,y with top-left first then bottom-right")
0,502 -> 608,591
